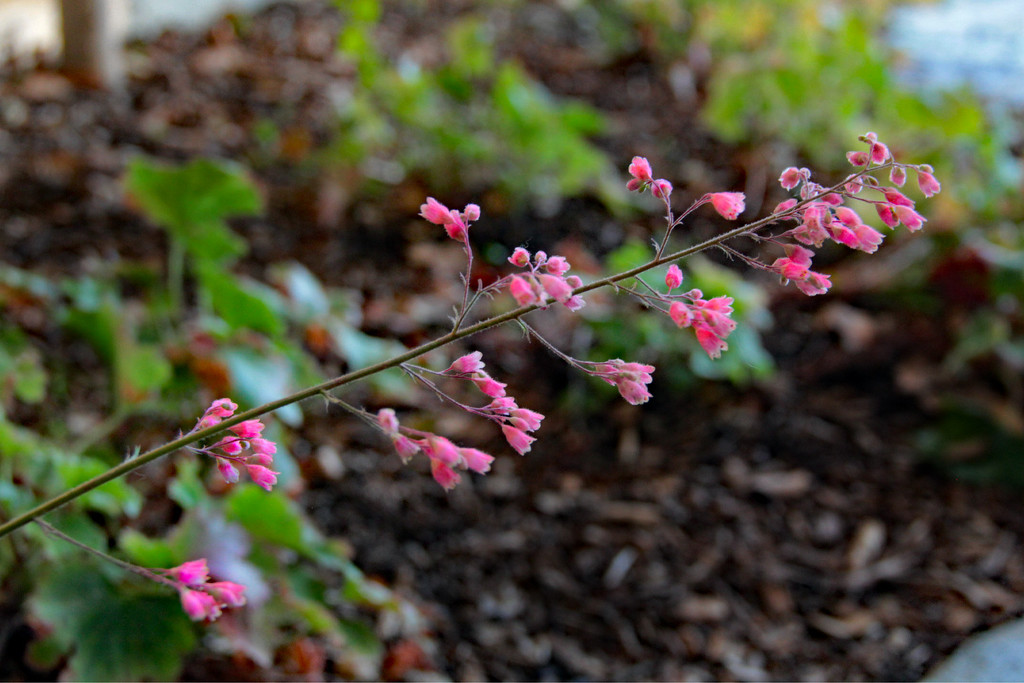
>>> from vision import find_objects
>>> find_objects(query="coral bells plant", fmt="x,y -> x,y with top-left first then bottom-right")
188,398 -> 279,491
0,134 -> 939,625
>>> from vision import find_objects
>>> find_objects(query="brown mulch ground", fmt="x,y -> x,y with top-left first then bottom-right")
2,2 -> 1023,681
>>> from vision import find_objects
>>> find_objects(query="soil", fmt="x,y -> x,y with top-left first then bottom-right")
2,2 -> 1023,681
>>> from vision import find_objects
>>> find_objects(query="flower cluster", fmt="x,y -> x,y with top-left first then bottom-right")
431,351 -> 546,455
583,359 -> 656,405
626,156 -> 674,202
377,408 -> 495,490
506,247 -> 585,311
368,135 -> 938,489
160,558 -> 246,622
627,155 -> 747,223
665,284 -> 738,360
769,132 -> 939,296
191,399 -> 279,491
419,197 -> 481,242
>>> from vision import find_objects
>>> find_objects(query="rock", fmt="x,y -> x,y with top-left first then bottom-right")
925,618 -> 1024,682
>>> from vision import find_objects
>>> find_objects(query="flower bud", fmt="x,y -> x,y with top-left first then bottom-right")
708,192 -> 745,220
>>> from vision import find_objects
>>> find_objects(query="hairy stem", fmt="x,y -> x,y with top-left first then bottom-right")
0,171 -> 864,540
34,519 -> 178,590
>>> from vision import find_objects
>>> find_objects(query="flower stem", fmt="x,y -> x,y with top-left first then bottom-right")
33,519 -> 178,590
0,171 -> 863,540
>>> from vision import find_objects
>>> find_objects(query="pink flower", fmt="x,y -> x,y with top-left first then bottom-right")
695,297 -> 737,339
834,206 -> 862,228
502,425 -> 536,455
421,197 -> 452,224
889,166 -> 907,187
652,179 -> 673,200
883,189 -> 915,208
230,420 -> 264,439
778,167 -> 807,190
418,197 -> 470,241
430,460 -> 461,490
876,203 -> 899,228
377,408 -> 400,434
843,174 -> 865,194
207,398 -> 237,418
443,215 -> 469,241
205,581 -> 247,608
446,351 -> 485,375
669,301 -> 692,328
772,245 -> 814,280
462,203 -> 481,222
870,140 -> 890,164
392,435 -> 421,462
250,437 -> 277,457
245,464 -> 279,491
510,408 -> 545,432
179,589 -> 221,622
217,458 -> 240,484
197,398 -> 237,429
424,436 -> 461,466
894,205 -> 926,231
834,223 -> 884,253
487,397 -> 517,412
539,274 -> 573,303
509,275 -> 536,306
565,295 -> 586,311
167,559 -> 210,587
694,326 -> 728,359
214,437 -> 244,456
708,192 -> 745,220
846,150 -> 869,166
545,256 -> 571,276
794,271 -> 832,296
917,168 -> 941,197
592,360 -> 656,405
665,264 -> 683,291
473,374 -> 507,398
458,447 -> 494,474
616,379 -> 652,405
628,156 -> 653,182
774,198 -> 799,214
509,247 -> 531,267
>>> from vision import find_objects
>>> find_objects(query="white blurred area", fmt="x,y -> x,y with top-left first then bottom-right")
0,0 -> 63,58
0,0 -> 279,61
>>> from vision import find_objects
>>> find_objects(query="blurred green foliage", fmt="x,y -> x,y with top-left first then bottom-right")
1,158 -> 424,679
3,2 -> 1024,678
581,241 -> 774,402
332,0 -> 627,211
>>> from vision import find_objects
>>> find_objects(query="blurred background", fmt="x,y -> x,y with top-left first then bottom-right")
1,0 -> 1023,680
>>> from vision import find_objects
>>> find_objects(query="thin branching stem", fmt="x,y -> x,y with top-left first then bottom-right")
0,166 -> 883,540
34,519 -> 178,590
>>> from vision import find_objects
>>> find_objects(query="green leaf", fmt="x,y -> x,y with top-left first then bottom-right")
59,278 -> 120,365
75,592 -> 195,680
221,347 -> 302,426
56,456 -> 143,518
118,528 -> 180,568
198,266 -> 286,336
29,561 -> 110,648
606,239 -> 652,274
167,457 -> 206,510
338,618 -> 384,656
126,157 -> 261,234
271,262 -> 331,322
225,486 -> 311,553
119,343 -> 172,396
30,561 -> 197,681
